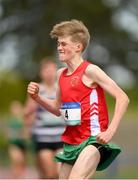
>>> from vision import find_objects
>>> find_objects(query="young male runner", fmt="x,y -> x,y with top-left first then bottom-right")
27,19 -> 129,179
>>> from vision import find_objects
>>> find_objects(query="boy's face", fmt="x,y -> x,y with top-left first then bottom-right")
57,36 -> 81,62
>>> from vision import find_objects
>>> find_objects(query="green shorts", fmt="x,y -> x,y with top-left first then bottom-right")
54,136 -> 121,171
9,139 -> 27,152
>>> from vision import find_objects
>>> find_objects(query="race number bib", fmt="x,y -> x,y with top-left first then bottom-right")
60,102 -> 81,126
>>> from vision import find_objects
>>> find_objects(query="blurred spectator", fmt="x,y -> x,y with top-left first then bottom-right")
7,100 -> 27,179
24,59 -> 65,179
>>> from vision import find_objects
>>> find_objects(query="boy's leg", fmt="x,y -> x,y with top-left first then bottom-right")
59,163 -> 73,179
69,145 -> 100,179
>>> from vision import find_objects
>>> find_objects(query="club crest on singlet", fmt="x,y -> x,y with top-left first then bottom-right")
70,76 -> 80,87
60,102 -> 81,126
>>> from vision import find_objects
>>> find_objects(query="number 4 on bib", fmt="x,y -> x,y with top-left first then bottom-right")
60,102 -> 81,126
65,110 -> 69,119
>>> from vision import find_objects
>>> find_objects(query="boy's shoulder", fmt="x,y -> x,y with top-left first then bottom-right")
85,63 -> 100,74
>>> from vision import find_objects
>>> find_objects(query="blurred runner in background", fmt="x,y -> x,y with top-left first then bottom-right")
24,59 -> 65,179
7,100 -> 27,179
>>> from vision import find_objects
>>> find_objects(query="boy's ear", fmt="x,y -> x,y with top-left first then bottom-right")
76,43 -> 83,52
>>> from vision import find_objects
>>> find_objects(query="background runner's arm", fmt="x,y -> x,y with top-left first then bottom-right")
23,95 -> 37,125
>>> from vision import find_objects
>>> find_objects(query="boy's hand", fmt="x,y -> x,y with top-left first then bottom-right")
96,129 -> 115,144
27,82 -> 39,100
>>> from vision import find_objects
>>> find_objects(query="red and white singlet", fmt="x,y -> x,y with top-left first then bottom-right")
59,61 -> 109,145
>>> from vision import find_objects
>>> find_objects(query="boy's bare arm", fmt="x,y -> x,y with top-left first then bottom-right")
86,64 -> 129,144
27,68 -> 64,116
27,82 -> 61,116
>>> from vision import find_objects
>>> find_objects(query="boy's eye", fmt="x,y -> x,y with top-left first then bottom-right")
62,42 -> 67,46
57,42 -> 67,47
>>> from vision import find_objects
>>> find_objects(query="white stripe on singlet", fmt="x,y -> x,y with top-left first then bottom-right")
90,89 -> 101,136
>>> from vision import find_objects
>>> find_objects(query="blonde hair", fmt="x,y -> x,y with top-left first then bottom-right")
50,19 -> 90,51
